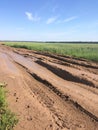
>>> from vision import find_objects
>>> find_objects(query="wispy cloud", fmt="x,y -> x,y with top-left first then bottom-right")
63,16 -> 77,22
25,12 -> 40,22
56,16 -> 78,24
46,16 -> 58,24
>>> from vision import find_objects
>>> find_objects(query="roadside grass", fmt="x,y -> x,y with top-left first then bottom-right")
4,42 -> 98,62
0,83 -> 18,130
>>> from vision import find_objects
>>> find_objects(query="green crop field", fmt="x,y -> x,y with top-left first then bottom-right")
4,42 -> 98,62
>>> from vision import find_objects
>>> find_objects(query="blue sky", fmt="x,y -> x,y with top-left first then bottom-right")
0,0 -> 98,41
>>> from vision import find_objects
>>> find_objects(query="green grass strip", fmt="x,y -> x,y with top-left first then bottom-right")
0,84 -> 18,130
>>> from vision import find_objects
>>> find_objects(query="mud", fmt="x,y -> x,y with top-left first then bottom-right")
0,44 -> 98,130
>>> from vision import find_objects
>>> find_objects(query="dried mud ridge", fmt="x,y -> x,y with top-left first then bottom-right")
0,44 -> 98,130
36,60 -> 97,88
34,51 -> 98,69
30,72 -> 98,122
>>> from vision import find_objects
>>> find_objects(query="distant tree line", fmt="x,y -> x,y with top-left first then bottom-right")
0,40 -> 98,44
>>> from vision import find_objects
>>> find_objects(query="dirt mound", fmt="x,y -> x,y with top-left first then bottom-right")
0,45 -> 98,130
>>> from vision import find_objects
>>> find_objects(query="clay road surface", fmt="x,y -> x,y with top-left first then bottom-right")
0,44 -> 98,130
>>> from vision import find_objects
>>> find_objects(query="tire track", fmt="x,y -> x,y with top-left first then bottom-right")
29,72 -> 98,122
34,52 -> 98,69
36,60 -> 97,88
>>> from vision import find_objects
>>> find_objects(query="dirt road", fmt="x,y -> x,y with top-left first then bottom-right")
0,44 -> 98,130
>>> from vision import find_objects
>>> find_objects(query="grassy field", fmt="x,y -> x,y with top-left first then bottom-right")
0,83 -> 18,130
4,42 -> 98,62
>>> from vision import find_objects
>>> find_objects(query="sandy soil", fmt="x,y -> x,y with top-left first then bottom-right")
0,44 -> 98,130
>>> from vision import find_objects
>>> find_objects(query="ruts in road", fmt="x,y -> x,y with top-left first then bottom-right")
0,44 -> 98,130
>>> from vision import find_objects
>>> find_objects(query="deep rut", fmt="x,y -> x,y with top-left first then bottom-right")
36,60 -> 97,88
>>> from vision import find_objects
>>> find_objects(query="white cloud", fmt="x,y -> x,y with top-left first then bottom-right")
63,16 -> 77,22
25,12 -> 40,22
46,16 -> 57,24
56,16 -> 78,24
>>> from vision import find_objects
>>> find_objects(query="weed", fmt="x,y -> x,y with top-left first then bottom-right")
0,84 -> 18,130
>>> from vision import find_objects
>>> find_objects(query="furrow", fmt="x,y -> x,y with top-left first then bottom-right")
28,72 -> 98,122
34,52 -> 98,69
36,60 -> 97,88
